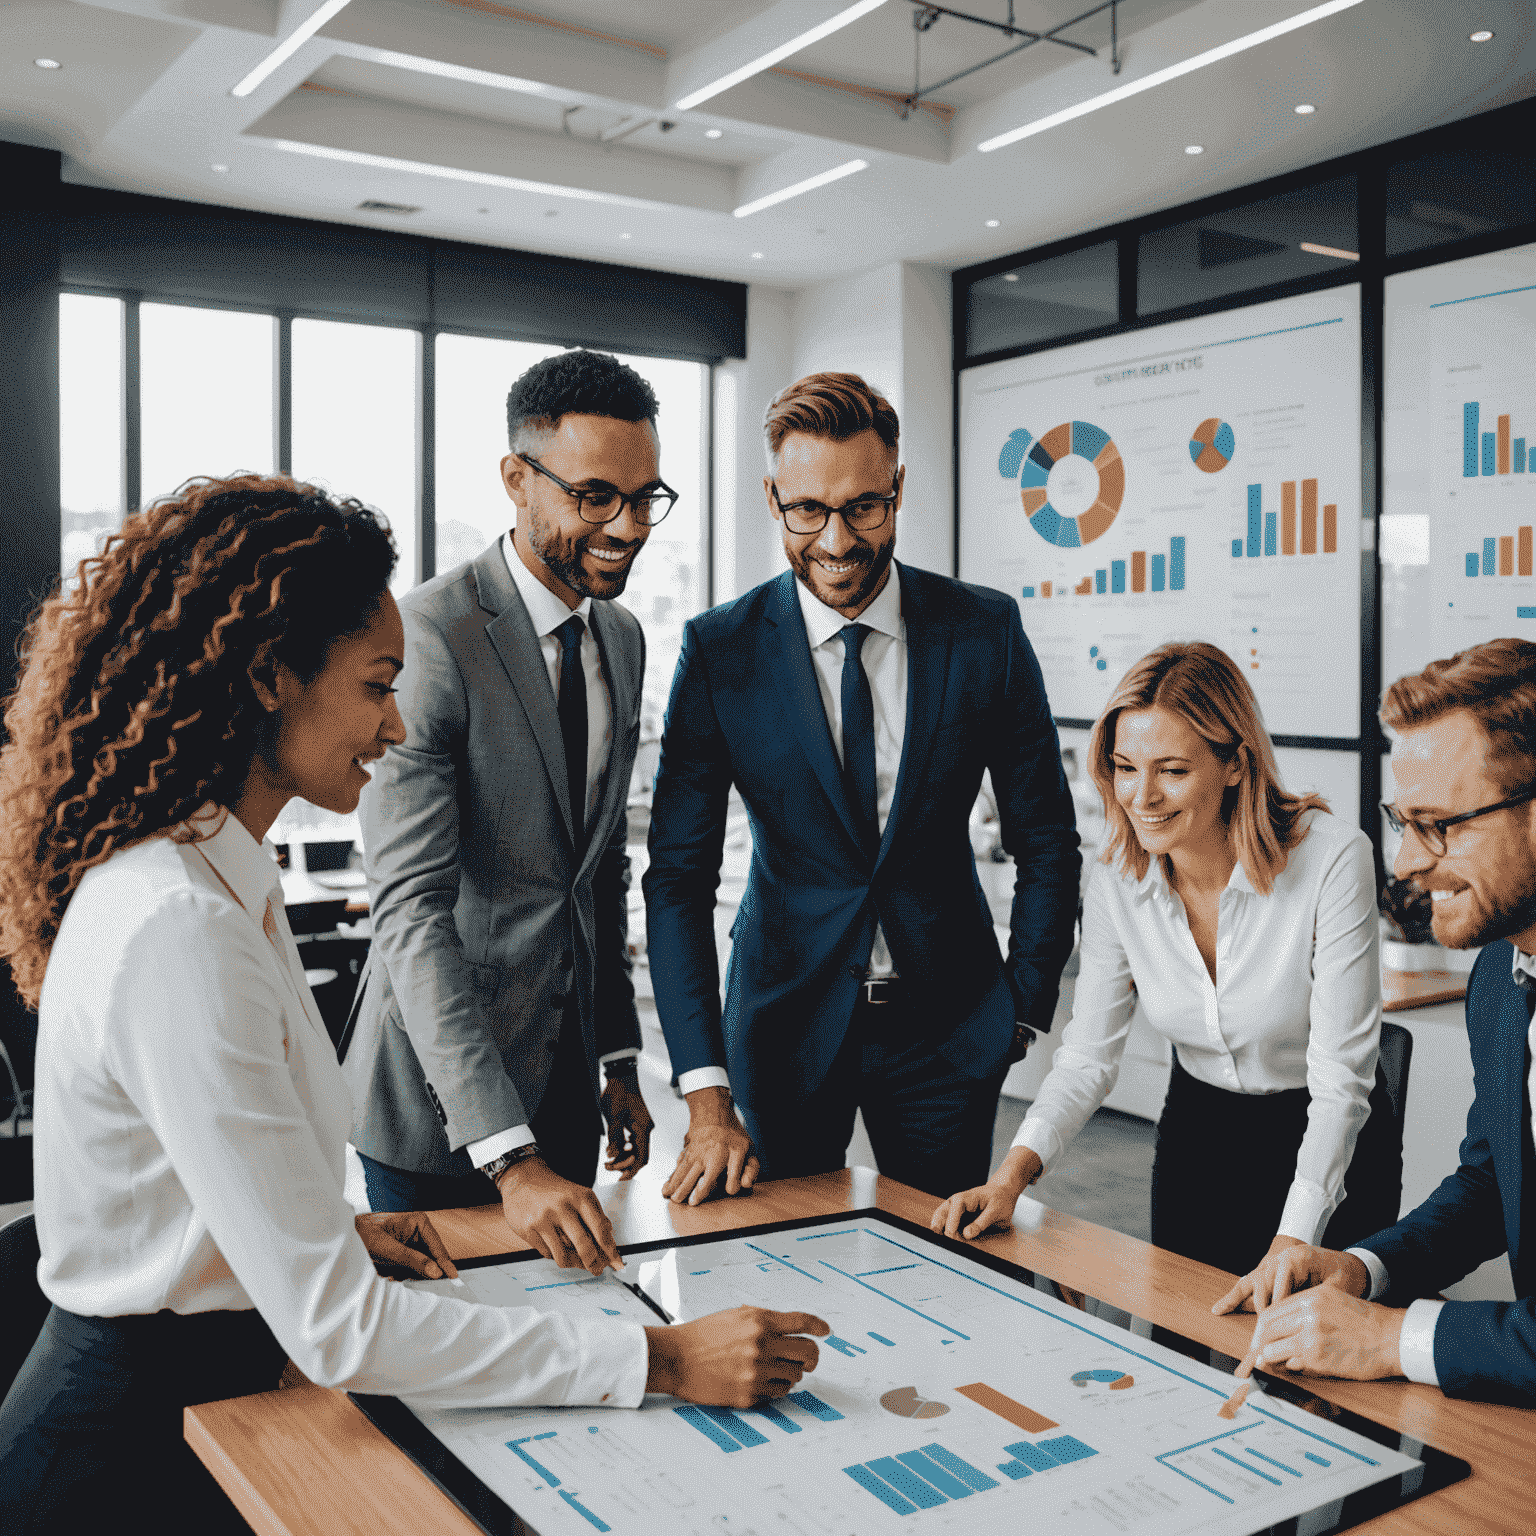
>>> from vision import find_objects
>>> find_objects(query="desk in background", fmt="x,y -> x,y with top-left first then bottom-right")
185,1168 -> 1531,1536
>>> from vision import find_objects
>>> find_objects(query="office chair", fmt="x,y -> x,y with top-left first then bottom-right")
1324,1018 -> 1414,1248
0,1212 -> 48,1399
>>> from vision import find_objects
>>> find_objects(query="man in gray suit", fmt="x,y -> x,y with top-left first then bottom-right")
344,349 -> 667,1273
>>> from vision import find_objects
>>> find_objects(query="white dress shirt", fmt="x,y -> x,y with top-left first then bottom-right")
470,535 -> 637,1168
1349,944 -> 1536,1387
677,565 -> 907,1099
32,810 -> 647,1408
1014,810 -> 1380,1245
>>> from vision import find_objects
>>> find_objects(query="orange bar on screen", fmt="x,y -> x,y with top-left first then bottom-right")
1501,536 -> 1515,576
1520,526 -> 1532,577
1323,504 -> 1337,554
1040,581 -> 1052,597
1281,482 -> 1297,555
1499,415 -> 1512,475
1301,490 -> 1318,554
1131,551 -> 1146,592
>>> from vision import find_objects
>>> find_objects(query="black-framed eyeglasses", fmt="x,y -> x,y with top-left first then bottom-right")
520,454 -> 677,527
1381,784 -> 1536,857
769,474 -> 899,536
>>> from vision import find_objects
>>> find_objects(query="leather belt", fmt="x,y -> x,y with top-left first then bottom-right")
860,977 -> 901,1005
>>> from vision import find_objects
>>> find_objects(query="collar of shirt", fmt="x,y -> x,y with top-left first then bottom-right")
503,531 -> 593,639
794,561 -> 904,650
1510,945 -> 1536,991
1131,848 -> 1259,905
183,805 -> 282,917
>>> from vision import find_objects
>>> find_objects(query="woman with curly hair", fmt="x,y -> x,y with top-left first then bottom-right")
0,475 -> 826,1533
934,641 -> 1396,1286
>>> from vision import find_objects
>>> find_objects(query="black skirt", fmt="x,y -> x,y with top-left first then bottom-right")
1149,1051 -> 1403,1278
0,1303 -> 285,1535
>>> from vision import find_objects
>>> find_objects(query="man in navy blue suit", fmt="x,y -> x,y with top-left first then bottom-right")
1218,638 -> 1536,1404
643,372 -> 1080,1203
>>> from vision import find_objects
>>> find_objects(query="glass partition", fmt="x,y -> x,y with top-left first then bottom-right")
965,241 -> 1119,359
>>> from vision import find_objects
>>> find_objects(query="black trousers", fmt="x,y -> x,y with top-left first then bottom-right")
0,1304 -> 285,1535
742,991 -> 1010,1199
361,998 -> 603,1212
1150,1052 -> 1404,1277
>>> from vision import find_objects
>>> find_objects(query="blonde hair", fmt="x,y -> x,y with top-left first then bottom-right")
1089,641 -> 1327,894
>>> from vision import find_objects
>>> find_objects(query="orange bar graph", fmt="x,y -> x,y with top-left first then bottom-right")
1040,581 -> 1052,597
1281,482 -> 1297,555
1499,415 -> 1512,475
955,1383 -> 1058,1434
1301,492 -> 1318,554
1075,576 -> 1092,594
1521,526 -> 1532,577
1323,504 -> 1337,554
1131,551 -> 1146,592
1501,536 -> 1515,576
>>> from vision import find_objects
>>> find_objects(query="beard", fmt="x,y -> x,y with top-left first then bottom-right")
789,535 -> 894,612
1431,876 -> 1536,950
526,513 -> 638,600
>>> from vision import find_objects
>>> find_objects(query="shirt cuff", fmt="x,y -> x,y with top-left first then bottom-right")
467,1123 -> 537,1168
549,1319 -> 652,1409
599,1048 -> 641,1068
677,1067 -> 731,1096
1346,1246 -> 1390,1302
1276,1179 -> 1333,1247
1397,1298 -> 1445,1387
1012,1115 -> 1060,1170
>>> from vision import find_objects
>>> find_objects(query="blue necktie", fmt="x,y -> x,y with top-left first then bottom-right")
839,623 -> 878,854
554,616 -> 587,846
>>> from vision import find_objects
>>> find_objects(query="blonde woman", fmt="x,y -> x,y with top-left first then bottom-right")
933,641 -> 1394,1283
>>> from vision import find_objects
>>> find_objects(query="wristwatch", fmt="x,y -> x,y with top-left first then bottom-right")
479,1142 -> 542,1186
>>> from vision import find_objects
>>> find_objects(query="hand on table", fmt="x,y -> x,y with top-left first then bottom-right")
497,1155 -> 623,1275
930,1146 -> 1042,1241
663,1087 -> 759,1205
600,1070 -> 654,1180
645,1308 -> 831,1407
355,1211 -> 459,1281
1234,1286 -> 1406,1382
1213,1242 -> 1371,1315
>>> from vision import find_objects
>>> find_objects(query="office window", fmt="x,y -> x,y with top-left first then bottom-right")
433,333 -> 561,572
964,242 -> 1119,359
58,293 -> 124,577
139,303 -> 275,507
293,318 -> 421,596
1385,148 -> 1536,258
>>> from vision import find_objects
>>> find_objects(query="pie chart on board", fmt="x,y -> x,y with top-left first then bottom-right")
879,1386 -> 950,1419
997,422 -> 1124,548
1189,417 -> 1236,472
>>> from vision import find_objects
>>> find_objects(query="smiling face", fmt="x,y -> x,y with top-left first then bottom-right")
766,428 -> 901,619
1111,705 -> 1244,868
261,591 -> 407,817
1390,709 -> 1536,951
502,413 -> 659,607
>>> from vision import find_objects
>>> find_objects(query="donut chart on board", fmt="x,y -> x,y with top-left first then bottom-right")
997,421 -> 1125,548
1189,417 -> 1235,472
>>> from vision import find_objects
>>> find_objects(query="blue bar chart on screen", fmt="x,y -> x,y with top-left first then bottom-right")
388,1214 -> 1424,1536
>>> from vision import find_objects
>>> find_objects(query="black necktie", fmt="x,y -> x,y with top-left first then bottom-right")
555,615 -> 587,845
839,623 -> 878,853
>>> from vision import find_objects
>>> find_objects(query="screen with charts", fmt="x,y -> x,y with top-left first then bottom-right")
958,288 -> 1362,736
355,1211 -> 1464,1536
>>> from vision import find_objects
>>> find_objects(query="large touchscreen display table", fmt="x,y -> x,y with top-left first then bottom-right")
356,1211 -> 1466,1536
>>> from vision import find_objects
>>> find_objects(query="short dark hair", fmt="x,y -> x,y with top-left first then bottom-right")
763,372 -> 900,468
505,348 -> 660,450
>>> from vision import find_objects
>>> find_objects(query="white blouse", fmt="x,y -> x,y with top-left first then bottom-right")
1014,810 -> 1381,1244
32,809 -> 648,1409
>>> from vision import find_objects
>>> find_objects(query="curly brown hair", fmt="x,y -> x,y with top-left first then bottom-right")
0,474 -> 396,1008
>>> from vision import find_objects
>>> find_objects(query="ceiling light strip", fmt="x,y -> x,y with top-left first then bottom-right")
265,139 -> 676,211
733,158 -> 869,218
347,46 -> 559,98
232,0 -> 356,98
675,0 -> 890,112
977,0 -> 1364,154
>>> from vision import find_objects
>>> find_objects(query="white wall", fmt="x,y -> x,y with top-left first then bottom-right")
714,264 -> 955,603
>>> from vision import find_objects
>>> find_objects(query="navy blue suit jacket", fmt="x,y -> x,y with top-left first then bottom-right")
1359,940 -> 1536,1403
642,563 -> 1081,1120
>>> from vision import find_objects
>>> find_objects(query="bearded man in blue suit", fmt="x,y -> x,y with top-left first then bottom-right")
1220,639 -> 1536,1405
643,372 -> 1080,1203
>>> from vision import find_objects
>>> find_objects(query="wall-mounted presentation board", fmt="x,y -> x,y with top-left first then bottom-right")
959,289 -> 1362,739
1384,239 -> 1536,668
354,1210 -> 1465,1536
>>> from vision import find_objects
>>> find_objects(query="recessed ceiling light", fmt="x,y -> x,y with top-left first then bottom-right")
34,58 -> 62,70
1185,144 -> 1204,154
733,158 -> 868,218
985,218 -> 1000,228
705,128 -> 724,139
1003,273 -> 1020,282
231,0 -> 355,97
210,163 -> 229,174
979,0 -> 1363,154
1294,102 -> 1315,114
1470,29 -> 1494,42
751,251 -> 764,259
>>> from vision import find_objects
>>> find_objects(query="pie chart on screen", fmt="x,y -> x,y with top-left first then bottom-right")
997,421 -> 1125,548
1189,417 -> 1236,472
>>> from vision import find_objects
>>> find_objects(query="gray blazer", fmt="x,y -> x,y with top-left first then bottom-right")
342,542 -> 645,1175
